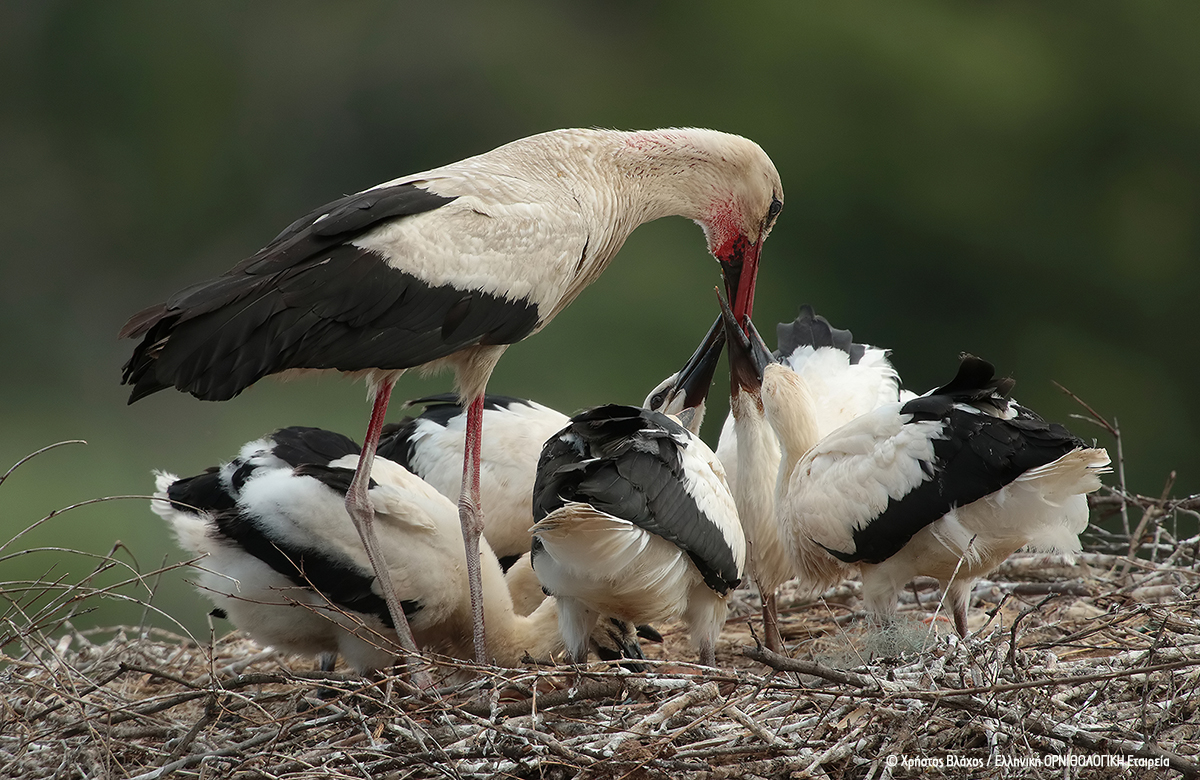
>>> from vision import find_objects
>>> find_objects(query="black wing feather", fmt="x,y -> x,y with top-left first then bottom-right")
122,183 -> 542,403
209,463 -> 418,627
824,359 -> 1084,564
775,305 -> 865,364
267,427 -> 362,468
533,405 -> 741,595
166,467 -> 236,514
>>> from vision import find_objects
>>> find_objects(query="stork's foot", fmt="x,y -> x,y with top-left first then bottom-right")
458,498 -> 488,666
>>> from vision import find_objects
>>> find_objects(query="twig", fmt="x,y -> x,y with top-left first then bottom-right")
1056,380 -> 1129,536
125,726 -> 281,780
742,647 -> 876,689
0,440 -> 87,487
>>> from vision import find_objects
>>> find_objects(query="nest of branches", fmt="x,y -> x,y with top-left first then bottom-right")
3,397 -> 1199,779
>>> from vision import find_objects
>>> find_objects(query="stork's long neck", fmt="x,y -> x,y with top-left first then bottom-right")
762,366 -> 822,491
472,544 -> 567,665
516,129 -> 707,321
730,388 -> 784,586
484,595 -> 567,666
503,553 -> 546,617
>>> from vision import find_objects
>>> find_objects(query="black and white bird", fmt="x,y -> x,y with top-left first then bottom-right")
378,317 -> 727,569
716,304 -> 905,496
718,304 -> 904,650
121,127 -> 783,665
379,395 -> 568,570
727,318 -> 1111,637
530,405 -> 746,666
154,431 -> 646,673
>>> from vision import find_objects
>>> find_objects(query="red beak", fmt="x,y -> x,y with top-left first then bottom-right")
733,239 -> 761,325
717,235 -> 762,334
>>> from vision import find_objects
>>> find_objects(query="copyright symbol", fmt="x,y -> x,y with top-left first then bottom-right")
886,755 -> 898,768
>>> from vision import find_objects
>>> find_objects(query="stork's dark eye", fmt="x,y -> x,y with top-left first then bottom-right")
650,390 -> 668,410
767,197 -> 783,220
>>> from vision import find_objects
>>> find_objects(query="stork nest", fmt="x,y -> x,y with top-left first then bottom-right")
3,443 -> 1200,778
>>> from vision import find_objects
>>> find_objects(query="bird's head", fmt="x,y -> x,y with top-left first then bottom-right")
721,291 -> 820,459
622,129 -> 783,328
691,133 -> 782,329
642,315 -> 726,435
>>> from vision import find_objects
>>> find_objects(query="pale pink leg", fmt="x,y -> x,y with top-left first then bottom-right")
762,591 -> 784,654
345,379 -> 428,684
459,394 -> 488,665
952,591 -> 970,638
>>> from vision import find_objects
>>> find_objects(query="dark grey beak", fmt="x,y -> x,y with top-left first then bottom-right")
645,316 -> 727,419
719,290 -> 774,392
590,617 -> 649,672
674,315 -> 727,412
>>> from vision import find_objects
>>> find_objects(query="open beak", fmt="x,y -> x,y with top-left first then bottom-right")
719,289 -> 774,393
644,315 -> 726,427
673,316 -> 726,412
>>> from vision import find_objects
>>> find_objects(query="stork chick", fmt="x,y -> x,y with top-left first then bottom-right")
155,446 -> 644,672
719,302 -> 907,651
530,405 -> 745,666
378,317 -> 726,567
748,333 -> 1110,636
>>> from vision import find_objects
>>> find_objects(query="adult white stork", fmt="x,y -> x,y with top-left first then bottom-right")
121,127 -> 783,665
726,317 -> 1111,637
718,303 -> 904,650
377,317 -> 726,568
530,405 -> 745,666
153,434 -> 646,673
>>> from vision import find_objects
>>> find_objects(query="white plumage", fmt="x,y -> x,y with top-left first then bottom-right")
123,127 -> 784,665
154,438 -> 644,672
377,318 -> 727,567
758,351 -> 1110,636
531,406 -> 746,666
718,304 -> 903,650
716,305 -> 904,497
381,396 -> 569,564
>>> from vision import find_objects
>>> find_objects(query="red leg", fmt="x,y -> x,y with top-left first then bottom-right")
459,394 -> 488,665
345,379 -> 429,685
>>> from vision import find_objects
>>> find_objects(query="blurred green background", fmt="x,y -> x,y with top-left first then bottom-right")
2,1 -> 1197,639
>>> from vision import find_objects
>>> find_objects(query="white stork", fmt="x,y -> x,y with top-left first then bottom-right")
726,317 -> 1111,637
530,405 -> 746,666
153,434 -> 647,672
718,303 -> 903,650
121,127 -> 783,666
377,317 -> 727,568
716,305 -> 905,497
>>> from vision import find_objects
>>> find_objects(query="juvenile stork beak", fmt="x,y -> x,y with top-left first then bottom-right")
590,617 -> 650,673
718,290 -> 774,393
673,316 -> 727,412
644,316 -> 727,432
